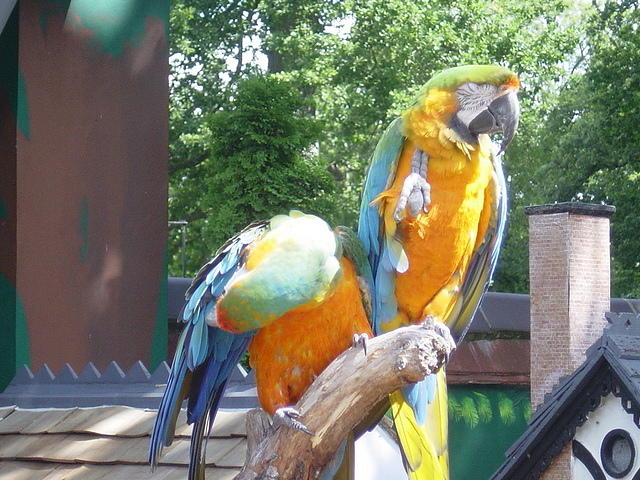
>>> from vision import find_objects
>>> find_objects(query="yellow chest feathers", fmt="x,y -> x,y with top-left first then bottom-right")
402,87 -> 493,166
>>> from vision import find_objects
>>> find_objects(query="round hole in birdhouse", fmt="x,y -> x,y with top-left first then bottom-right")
601,429 -> 635,478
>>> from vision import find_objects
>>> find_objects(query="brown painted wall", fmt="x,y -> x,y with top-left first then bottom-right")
10,1 -> 168,374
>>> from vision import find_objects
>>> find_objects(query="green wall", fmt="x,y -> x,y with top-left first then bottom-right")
449,385 -> 530,479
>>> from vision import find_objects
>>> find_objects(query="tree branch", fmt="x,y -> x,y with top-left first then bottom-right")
169,152 -> 210,175
235,324 -> 453,480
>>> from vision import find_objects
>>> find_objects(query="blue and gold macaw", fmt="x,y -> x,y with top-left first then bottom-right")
149,211 -> 373,479
358,65 -> 519,479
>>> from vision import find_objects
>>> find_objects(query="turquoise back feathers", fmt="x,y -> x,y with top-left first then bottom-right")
215,212 -> 343,332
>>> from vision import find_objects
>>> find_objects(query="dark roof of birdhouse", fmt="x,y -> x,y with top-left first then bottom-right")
491,312 -> 640,480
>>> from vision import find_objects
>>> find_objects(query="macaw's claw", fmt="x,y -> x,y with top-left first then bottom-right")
352,332 -> 369,356
394,173 -> 431,221
274,407 -> 314,436
421,315 -> 456,364
394,148 -> 431,221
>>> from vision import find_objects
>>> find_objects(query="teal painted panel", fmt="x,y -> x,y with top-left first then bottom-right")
0,3 -> 29,139
17,69 -> 30,139
39,0 -> 169,57
449,385 -> 530,480
14,286 -> 30,371
78,196 -> 89,262
66,0 -> 169,57
149,245 -> 168,370
0,274 -> 30,390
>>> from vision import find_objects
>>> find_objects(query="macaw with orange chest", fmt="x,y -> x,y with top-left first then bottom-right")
149,211 -> 373,479
358,65 -> 520,479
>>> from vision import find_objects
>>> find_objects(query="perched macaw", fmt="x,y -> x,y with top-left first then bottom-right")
149,211 -> 373,479
358,65 -> 519,479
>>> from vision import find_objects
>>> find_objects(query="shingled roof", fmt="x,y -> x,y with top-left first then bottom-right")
0,405 -> 246,479
491,312 -> 640,480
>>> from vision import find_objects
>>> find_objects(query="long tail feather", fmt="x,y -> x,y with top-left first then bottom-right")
188,382 -> 226,480
149,329 -> 192,468
391,369 -> 449,480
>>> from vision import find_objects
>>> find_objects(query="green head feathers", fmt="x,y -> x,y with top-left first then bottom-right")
416,64 -> 518,99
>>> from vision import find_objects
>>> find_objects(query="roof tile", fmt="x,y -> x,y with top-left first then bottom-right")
161,437 -> 244,466
0,408 -> 76,434
216,439 -> 247,468
0,460 -> 56,480
0,406 -> 15,422
47,406 -> 155,437
0,405 -> 248,477
0,434 -> 43,459
0,461 -> 241,480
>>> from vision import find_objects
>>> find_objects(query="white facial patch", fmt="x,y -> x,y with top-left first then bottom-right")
455,82 -> 499,125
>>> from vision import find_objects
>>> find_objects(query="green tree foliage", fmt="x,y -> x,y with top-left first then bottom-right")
501,1 -> 640,297
168,0 -> 612,291
169,76 -> 336,273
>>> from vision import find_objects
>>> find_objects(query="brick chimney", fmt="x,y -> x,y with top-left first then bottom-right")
525,202 -> 614,479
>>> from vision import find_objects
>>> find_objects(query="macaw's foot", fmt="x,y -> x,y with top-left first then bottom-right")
352,332 -> 369,356
394,173 -> 431,221
421,315 -> 456,363
394,148 -> 431,221
273,407 -> 314,436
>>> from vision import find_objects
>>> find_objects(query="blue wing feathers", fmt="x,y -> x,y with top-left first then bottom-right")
220,242 -> 242,274
187,331 -> 250,424
184,282 -> 207,321
210,270 -> 233,298
186,316 -> 208,370
358,117 -> 405,272
204,262 -> 222,285
149,221 -> 268,477
188,381 -> 226,479
149,346 -> 189,464
357,118 -> 405,333
375,263 -> 398,335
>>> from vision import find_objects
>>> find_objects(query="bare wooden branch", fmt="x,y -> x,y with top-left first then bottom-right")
245,408 -> 274,459
235,324 -> 453,480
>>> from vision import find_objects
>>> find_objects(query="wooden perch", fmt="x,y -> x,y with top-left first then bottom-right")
234,323 -> 453,480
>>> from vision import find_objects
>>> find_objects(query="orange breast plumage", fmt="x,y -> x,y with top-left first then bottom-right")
381,140 -> 494,327
247,258 -> 372,414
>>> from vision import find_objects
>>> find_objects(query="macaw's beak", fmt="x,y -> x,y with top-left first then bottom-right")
491,90 -> 520,154
468,90 -> 520,155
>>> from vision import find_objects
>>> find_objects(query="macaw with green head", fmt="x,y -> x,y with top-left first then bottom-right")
149,211 -> 374,479
358,65 -> 520,479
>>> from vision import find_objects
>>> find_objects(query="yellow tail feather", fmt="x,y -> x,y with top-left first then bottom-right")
391,370 -> 449,480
